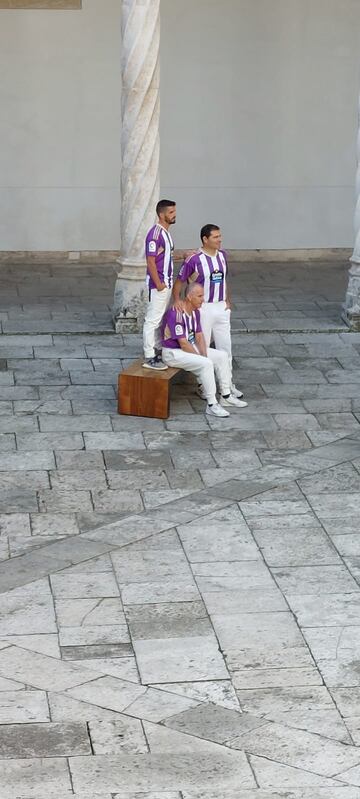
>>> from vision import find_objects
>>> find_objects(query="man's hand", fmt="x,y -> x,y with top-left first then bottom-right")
225,300 -> 232,310
156,282 -> 167,292
173,299 -> 185,312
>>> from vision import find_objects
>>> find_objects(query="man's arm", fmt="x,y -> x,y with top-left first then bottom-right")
172,278 -> 185,309
146,256 -> 166,292
195,332 -> 207,357
225,284 -> 232,310
178,337 -> 198,355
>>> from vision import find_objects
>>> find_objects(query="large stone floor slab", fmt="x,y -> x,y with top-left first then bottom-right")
0,260 -> 359,793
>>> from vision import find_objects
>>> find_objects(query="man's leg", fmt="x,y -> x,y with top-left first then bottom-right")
212,302 -> 243,397
162,349 -> 217,403
207,347 -> 248,409
143,288 -> 172,364
206,347 -> 231,396
162,349 -> 229,417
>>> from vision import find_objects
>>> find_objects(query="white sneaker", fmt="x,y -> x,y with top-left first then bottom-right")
206,403 -> 230,418
195,384 -> 207,400
221,394 -> 248,408
231,383 -> 244,398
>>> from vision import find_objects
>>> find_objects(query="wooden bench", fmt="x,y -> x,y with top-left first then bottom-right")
118,358 -> 180,419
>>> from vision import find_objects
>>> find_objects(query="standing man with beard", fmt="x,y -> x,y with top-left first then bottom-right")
142,199 -> 177,370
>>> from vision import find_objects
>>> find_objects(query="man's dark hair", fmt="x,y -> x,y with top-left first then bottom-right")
200,224 -> 220,242
156,199 -> 176,216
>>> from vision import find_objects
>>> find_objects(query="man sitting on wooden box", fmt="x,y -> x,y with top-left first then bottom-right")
161,283 -> 247,418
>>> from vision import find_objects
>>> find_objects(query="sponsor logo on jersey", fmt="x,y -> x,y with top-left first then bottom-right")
148,241 -> 157,253
175,324 -> 183,336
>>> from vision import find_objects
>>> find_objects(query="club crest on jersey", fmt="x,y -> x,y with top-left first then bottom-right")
175,324 -> 183,336
148,241 -> 156,253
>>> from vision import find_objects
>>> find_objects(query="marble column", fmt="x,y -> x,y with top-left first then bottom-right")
344,92 -> 360,331
113,0 -> 160,333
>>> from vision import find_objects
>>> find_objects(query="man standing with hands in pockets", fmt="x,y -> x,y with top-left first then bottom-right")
142,199 -> 176,370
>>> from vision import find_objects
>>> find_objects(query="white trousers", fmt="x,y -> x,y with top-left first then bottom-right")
162,346 -> 231,405
200,301 -> 233,381
143,287 -> 172,359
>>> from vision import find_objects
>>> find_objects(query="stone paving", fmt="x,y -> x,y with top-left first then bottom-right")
1,260 -> 360,797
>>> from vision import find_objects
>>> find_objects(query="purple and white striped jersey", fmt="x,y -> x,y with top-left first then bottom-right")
145,224 -> 174,290
162,307 -> 202,349
177,250 -> 228,303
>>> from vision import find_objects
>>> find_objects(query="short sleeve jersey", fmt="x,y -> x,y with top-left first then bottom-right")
177,249 -> 227,302
162,307 -> 202,349
145,224 -> 174,290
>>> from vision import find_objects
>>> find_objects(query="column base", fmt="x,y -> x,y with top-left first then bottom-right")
113,258 -> 147,334
343,261 -> 360,331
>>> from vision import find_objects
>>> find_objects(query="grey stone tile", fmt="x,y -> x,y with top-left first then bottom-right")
0,645 -> 103,692
144,431 -> 211,450
30,512 -> 79,537
0,433 -> 14,452
202,588 -> 287,615
0,581 -> 56,635
142,488 -> 195,510
89,717 -> 148,754
151,680 -> 240,711
248,756 -> 349,790
286,594 -> 360,627
50,469 -> 107,491
170,449 -> 217,469
70,656 -> 139,683
0,451 -> 55,471
55,449 -> 105,469
273,414 -> 321,430
307,493 -> 360,520
232,667 -> 323,690
177,508 -> 259,563
236,685 -> 350,742
38,488 -> 93,513
133,635 -> 228,684
165,703 -> 264,744
56,598 -> 124,627
0,756 -> 72,797
66,675 -> 146,712
69,749 -> 254,794
39,414 -> 112,432
103,449 -> 173,470
0,720 -> 91,757
0,415 -> 39,432
250,522 -> 339,567
106,469 -> 169,490
0,513 -> 31,536
112,531 -> 191,584
232,720 -> 360,777
61,643 -> 133,660
262,430 -> 312,449
49,688 -> 139,724
92,488 -> 143,514
239,497 -> 310,519
125,602 -> 211,640
51,572 -> 119,599
59,625 -> 130,648
85,432 -> 145,450
193,559 -> 275,590
273,565 -> 359,595
111,414 -> 165,431
2,633 -> 60,659
0,536 -> 115,594
298,463 -> 360,495
121,687 -> 201,723
121,577 -> 201,606
0,690 -> 49,723
17,432 -> 84,451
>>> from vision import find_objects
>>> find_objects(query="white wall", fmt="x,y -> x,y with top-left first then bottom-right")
0,0 -> 121,250
161,0 -> 360,249
0,0 -> 360,251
